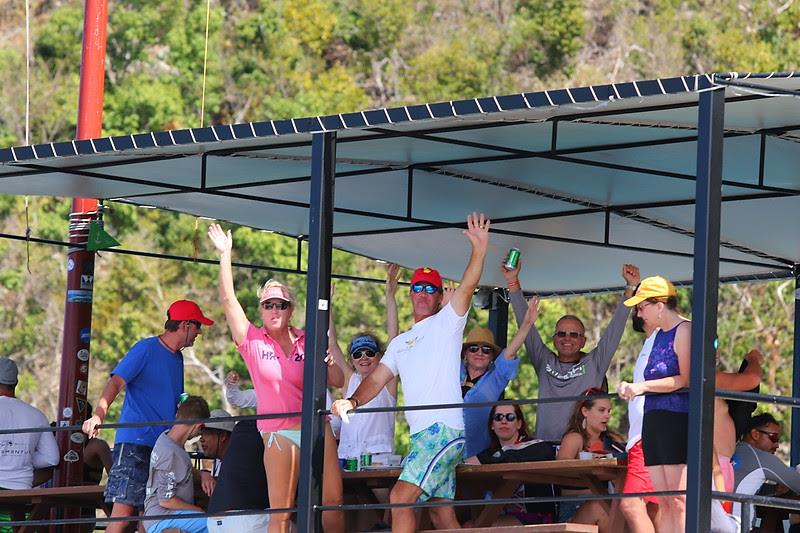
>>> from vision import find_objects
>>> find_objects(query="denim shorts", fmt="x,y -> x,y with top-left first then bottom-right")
104,442 -> 152,507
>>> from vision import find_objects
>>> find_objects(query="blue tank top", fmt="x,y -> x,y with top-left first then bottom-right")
643,321 -> 689,414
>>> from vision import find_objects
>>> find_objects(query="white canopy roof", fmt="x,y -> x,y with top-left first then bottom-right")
1,72 -> 798,294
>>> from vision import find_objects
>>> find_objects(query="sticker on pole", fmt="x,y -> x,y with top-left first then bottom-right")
67,290 -> 93,303
75,398 -> 87,413
80,328 -> 91,344
67,258 -> 75,272
318,299 -> 329,310
77,349 -> 89,362
80,275 -> 94,289
64,450 -> 80,463
70,432 -> 86,445
79,364 -> 88,375
76,380 -> 87,395
62,407 -> 73,418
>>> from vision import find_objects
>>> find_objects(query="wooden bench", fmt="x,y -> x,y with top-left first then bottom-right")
421,524 -> 598,532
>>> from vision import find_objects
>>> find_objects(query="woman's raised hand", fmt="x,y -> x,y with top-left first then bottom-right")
208,223 -> 233,255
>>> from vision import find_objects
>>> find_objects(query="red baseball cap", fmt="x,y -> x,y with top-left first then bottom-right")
167,300 -> 214,326
410,267 -> 442,289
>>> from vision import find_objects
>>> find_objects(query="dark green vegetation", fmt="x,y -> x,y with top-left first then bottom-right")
0,1 -> 796,453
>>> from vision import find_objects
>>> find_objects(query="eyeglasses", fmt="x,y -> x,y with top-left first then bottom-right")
411,283 -> 440,294
554,331 -> 583,338
493,412 -> 518,422
188,320 -> 202,329
261,301 -> 289,310
636,301 -> 655,312
467,345 -> 494,355
755,428 -> 780,443
351,349 -> 377,360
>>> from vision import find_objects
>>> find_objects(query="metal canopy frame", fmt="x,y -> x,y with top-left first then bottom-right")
3,71 -> 800,532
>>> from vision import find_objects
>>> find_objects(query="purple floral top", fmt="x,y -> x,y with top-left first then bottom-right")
643,321 -> 689,414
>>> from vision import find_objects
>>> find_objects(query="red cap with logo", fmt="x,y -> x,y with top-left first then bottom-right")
167,300 -> 214,326
410,267 -> 442,289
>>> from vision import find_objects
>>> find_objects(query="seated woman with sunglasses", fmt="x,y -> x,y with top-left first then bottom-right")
465,404 -> 558,526
207,223 -> 344,533
461,294 -> 539,459
328,264 -> 400,462
556,389 -> 625,532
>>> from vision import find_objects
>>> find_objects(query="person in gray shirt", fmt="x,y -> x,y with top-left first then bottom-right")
502,262 -> 639,441
143,396 -> 210,533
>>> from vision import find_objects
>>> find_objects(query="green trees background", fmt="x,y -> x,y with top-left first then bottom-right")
0,0 -> 797,455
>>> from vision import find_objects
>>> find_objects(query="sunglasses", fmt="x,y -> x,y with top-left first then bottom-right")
351,349 -> 377,360
755,428 -> 780,443
467,345 -> 494,355
554,331 -> 583,338
261,301 -> 289,310
188,320 -> 202,329
411,283 -> 440,294
493,412 -> 518,422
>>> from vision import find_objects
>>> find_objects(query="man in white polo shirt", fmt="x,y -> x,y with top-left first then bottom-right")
332,212 -> 490,533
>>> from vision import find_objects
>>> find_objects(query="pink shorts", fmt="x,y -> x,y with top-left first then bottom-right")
718,454 -> 734,493
622,440 -> 658,504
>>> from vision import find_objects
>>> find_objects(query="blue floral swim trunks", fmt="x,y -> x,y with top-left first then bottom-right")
399,422 -> 465,501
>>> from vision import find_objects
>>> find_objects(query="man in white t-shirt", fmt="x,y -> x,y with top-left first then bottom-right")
332,212 -> 490,533
0,357 -> 59,489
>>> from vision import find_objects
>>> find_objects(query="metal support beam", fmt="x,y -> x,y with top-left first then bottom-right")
297,132 -> 337,532
686,87 -> 725,533
487,290 -> 509,349
791,273 -> 800,467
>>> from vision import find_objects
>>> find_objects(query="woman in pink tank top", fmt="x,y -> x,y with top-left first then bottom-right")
208,223 -> 344,533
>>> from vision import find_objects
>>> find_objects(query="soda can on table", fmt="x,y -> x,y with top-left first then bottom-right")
344,457 -> 359,472
360,452 -> 372,468
503,248 -> 520,270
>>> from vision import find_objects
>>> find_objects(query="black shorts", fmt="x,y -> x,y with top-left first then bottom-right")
642,410 -> 688,466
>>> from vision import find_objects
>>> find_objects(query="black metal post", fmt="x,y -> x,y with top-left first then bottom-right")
685,87 -> 725,533
791,273 -> 800,467
297,131 -> 336,532
488,289 -> 509,349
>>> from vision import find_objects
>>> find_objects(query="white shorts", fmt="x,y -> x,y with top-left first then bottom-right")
207,513 -> 270,533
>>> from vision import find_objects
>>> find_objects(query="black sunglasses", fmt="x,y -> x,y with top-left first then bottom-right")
261,301 -> 289,310
351,349 -> 377,360
493,412 -> 518,422
188,320 -> 202,329
755,428 -> 780,443
411,283 -> 440,294
467,345 -> 493,355
554,330 -> 582,338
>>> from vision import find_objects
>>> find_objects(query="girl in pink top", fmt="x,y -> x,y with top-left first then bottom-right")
208,223 -> 344,533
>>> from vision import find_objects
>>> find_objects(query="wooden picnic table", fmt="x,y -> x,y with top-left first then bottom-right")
343,458 -> 625,528
0,485 -> 109,533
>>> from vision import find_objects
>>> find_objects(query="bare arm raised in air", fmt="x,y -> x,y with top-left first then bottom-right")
208,224 -> 249,344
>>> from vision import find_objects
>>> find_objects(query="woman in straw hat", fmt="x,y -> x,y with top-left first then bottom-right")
208,223 -> 344,533
462,295 -> 539,460
617,276 -> 690,533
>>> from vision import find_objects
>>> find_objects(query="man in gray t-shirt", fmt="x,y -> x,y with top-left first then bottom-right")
143,396 -> 209,533
503,262 -> 639,441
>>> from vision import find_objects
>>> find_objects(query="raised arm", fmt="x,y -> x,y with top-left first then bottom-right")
208,224 -> 249,344
504,296 -> 539,359
385,263 -> 400,342
82,374 -> 126,438
224,371 -> 257,409
449,212 -> 490,316
716,349 -> 763,391
503,261 -> 550,367
593,264 -> 639,372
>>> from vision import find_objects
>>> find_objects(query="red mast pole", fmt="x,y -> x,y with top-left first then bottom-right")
53,0 -> 108,494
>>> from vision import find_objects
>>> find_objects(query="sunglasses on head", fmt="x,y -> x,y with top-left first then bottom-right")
188,320 -> 202,329
467,344 -> 494,355
261,301 -> 289,310
411,283 -> 440,294
554,330 -> 582,338
493,412 -> 518,422
756,428 -> 780,443
351,349 -> 377,359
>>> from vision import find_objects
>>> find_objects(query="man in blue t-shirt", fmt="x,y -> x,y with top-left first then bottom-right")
83,300 -> 213,533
